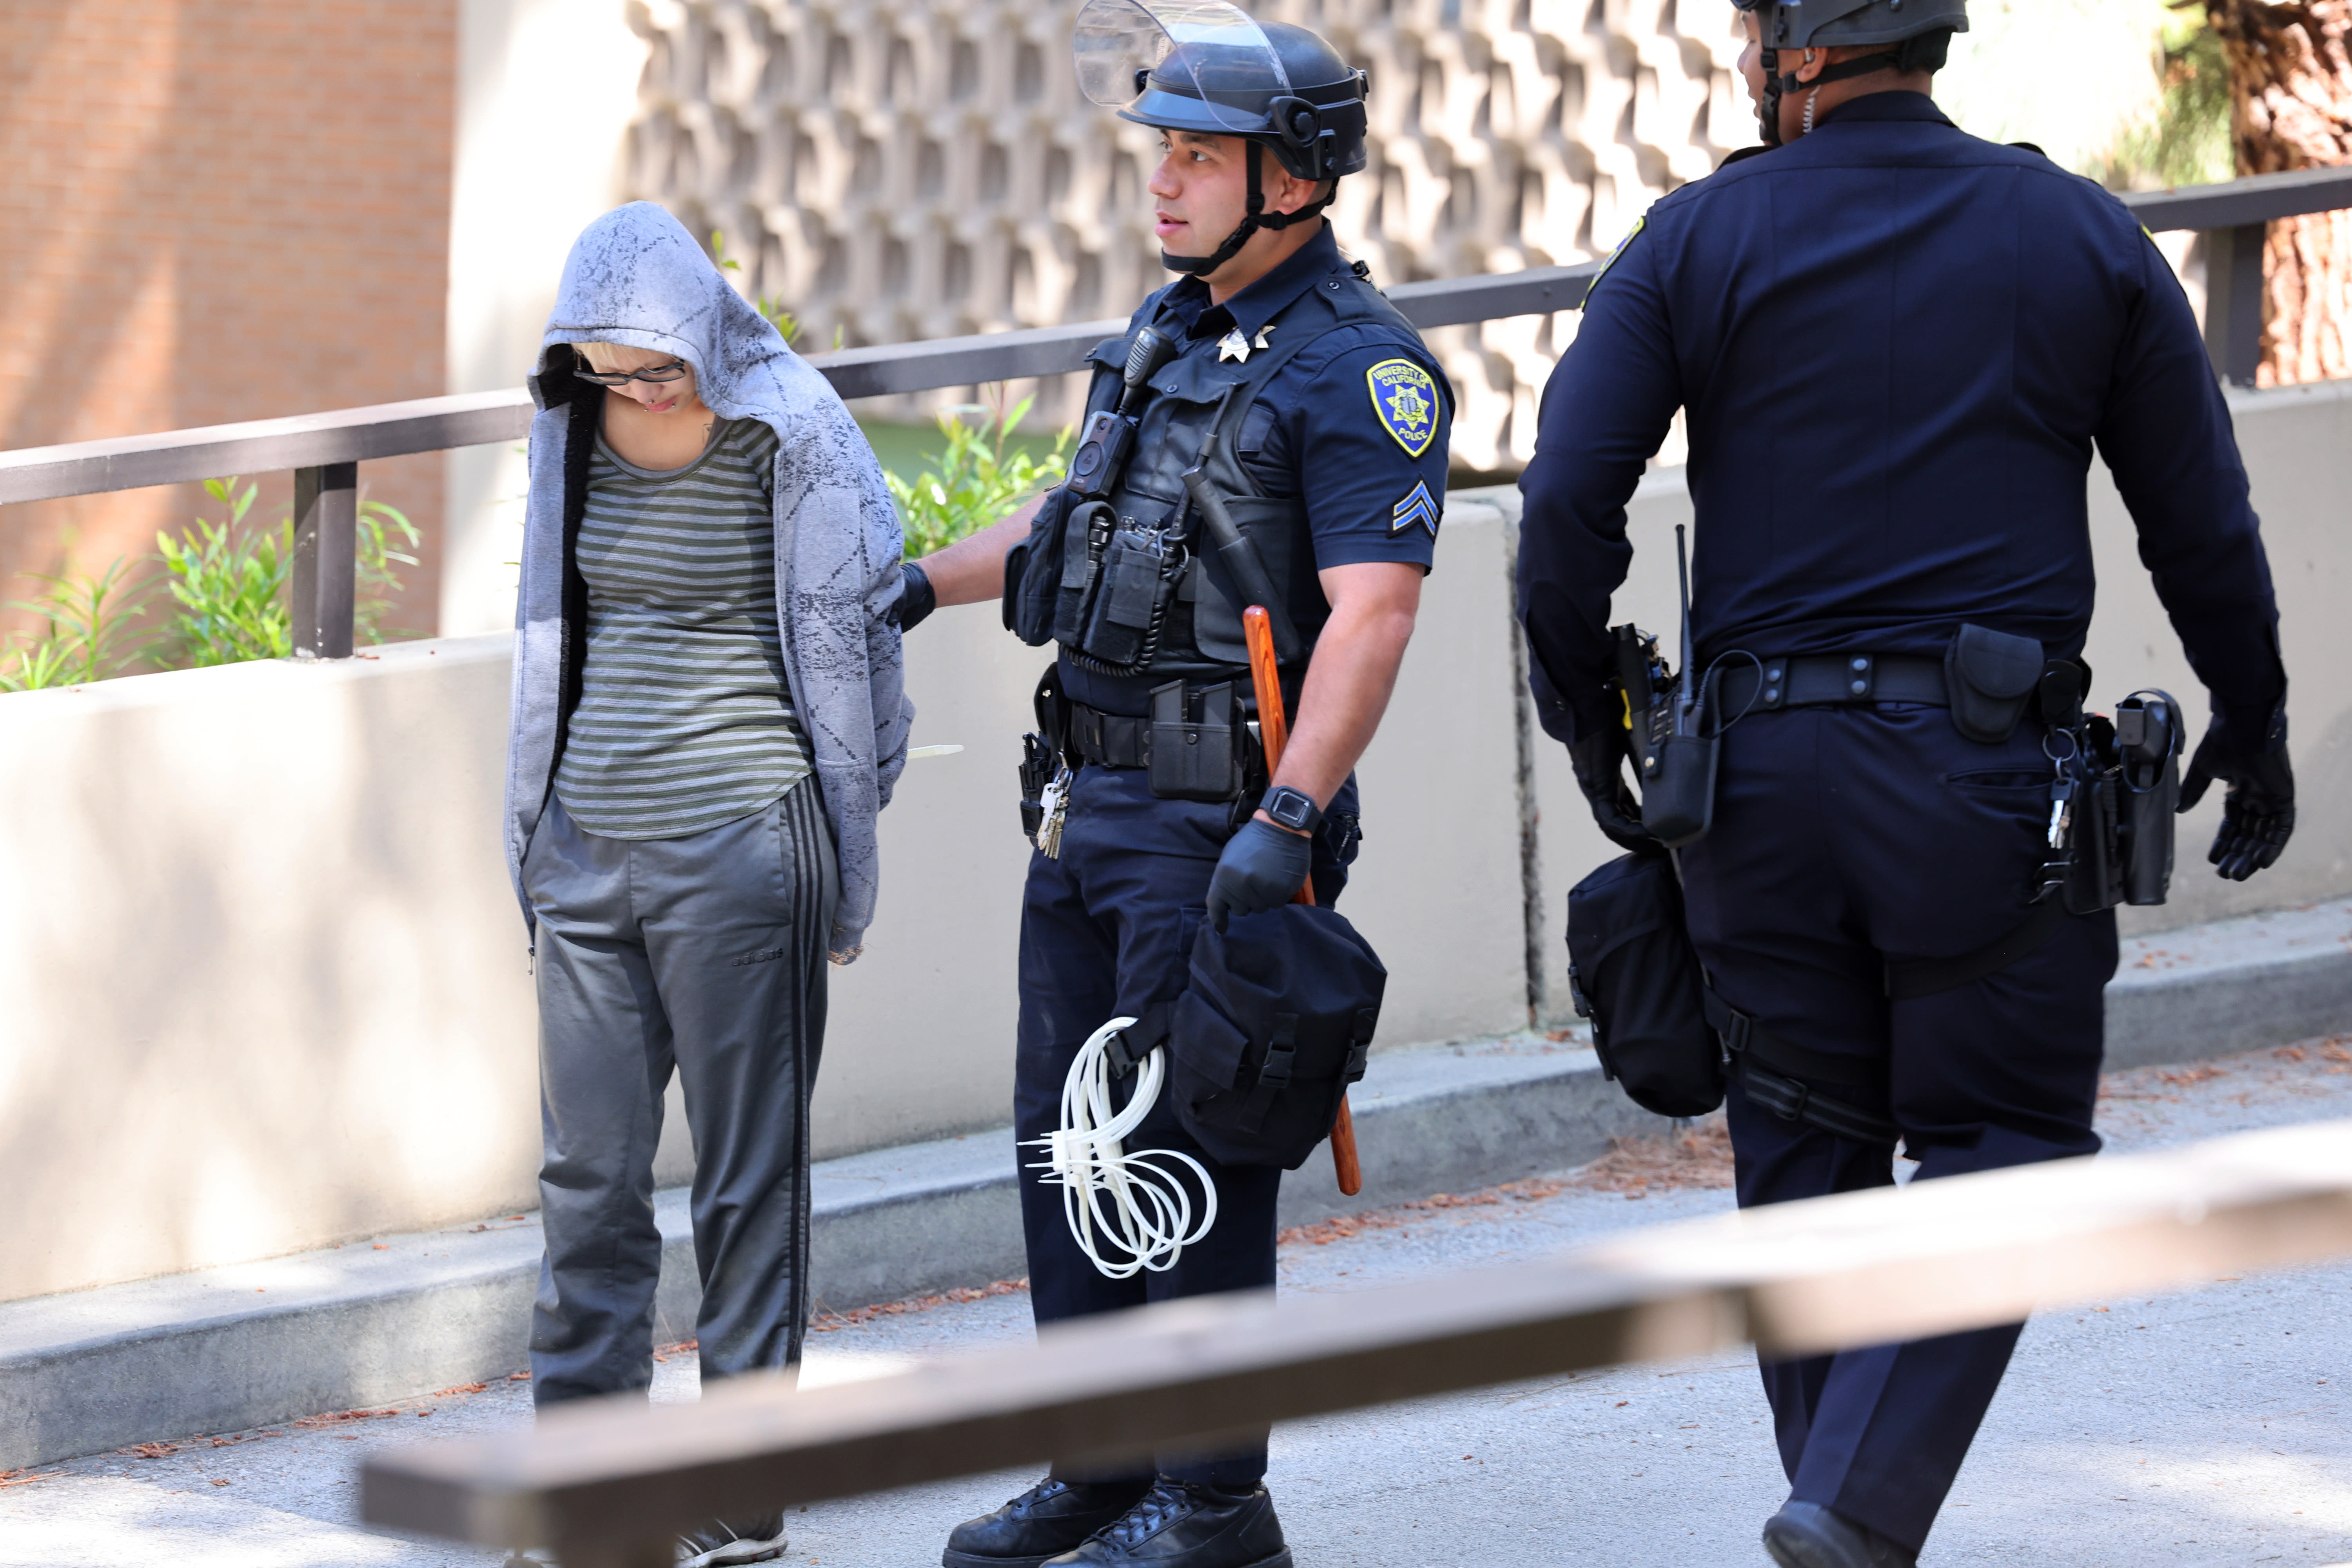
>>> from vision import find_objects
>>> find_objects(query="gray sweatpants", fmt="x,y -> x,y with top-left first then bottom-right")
520,780 -> 838,1406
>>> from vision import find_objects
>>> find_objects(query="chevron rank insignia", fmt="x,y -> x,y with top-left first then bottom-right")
1390,477 -> 1440,537
1366,358 -> 1441,458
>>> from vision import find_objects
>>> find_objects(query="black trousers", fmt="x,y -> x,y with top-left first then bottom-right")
521,782 -> 838,1408
1678,702 -> 2116,1554
1014,764 -> 1356,1488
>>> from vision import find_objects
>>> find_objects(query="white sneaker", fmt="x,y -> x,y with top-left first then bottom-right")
675,1515 -> 786,1568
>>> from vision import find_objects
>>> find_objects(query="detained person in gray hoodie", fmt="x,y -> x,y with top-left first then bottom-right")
503,202 -> 911,1567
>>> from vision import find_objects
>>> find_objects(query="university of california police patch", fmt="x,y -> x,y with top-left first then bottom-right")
1365,358 -> 1441,459
1583,215 -> 1646,303
1390,478 -> 1440,537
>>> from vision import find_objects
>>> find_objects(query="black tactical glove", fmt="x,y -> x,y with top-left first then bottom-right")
1568,729 -> 1657,855
2177,716 -> 2294,882
1207,816 -> 1313,932
894,560 -> 936,631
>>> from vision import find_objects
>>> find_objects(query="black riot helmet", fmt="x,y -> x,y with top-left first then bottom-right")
1733,0 -> 1968,147
1074,0 -> 1369,274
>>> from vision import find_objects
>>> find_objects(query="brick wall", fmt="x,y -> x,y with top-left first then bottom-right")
0,0 -> 458,646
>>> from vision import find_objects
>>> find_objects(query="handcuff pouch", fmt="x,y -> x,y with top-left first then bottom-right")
1944,624 -> 2043,743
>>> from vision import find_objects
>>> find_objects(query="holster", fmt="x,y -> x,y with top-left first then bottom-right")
1017,665 -> 1073,843
2114,691 -> 2182,906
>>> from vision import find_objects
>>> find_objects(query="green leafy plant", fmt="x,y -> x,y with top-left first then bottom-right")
886,390 -> 1072,560
712,229 -> 800,343
354,499 -> 423,644
157,479 -> 292,665
0,561 -> 151,691
155,478 -> 422,667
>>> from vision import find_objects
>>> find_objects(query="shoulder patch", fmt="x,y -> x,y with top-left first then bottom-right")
1583,216 -> 1646,303
1390,478 -> 1440,537
1366,358 -> 1442,459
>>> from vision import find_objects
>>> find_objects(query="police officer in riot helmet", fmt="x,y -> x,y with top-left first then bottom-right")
1519,1 -> 2291,1564
898,3 -> 1452,1564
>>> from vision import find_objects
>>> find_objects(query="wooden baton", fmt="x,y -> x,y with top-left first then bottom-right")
1241,605 -> 1364,1198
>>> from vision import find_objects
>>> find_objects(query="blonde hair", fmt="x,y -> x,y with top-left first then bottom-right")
570,340 -> 629,372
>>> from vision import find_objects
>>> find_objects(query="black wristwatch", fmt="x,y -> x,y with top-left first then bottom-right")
1260,785 -> 1323,834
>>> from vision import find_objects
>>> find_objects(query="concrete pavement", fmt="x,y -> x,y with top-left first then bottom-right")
3,1040 -> 2348,1567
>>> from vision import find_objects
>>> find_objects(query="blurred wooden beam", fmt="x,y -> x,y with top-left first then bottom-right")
361,1118 -> 2352,1568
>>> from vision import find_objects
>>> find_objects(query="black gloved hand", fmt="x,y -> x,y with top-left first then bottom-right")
894,560 -> 936,631
2177,717 -> 2295,881
1207,816 -> 1313,933
1568,730 -> 1656,855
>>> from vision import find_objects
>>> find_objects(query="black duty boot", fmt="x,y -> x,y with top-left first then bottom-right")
1762,1502 -> 1918,1568
1046,1477 -> 1292,1568
944,1477 -> 1154,1568
675,1514 -> 786,1567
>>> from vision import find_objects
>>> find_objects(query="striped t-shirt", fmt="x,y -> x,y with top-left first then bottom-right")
552,416 -> 813,839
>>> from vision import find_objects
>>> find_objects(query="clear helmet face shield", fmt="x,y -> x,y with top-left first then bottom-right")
1072,0 -> 1292,132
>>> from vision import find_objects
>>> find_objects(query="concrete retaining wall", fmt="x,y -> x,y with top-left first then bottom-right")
4,381 -> 2347,1305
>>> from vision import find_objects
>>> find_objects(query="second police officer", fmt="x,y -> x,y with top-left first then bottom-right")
1518,3 -> 2293,1567
898,4 -> 1451,1566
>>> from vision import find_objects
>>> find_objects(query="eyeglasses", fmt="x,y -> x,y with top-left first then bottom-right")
572,358 -> 692,387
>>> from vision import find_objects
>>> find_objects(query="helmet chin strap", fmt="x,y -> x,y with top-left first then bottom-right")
1758,44 -> 1903,147
1161,142 -> 1335,276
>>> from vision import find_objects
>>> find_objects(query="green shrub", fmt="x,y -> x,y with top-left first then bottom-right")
154,477 -> 421,668
0,561 -> 151,691
156,479 -> 290,665
887,396 -> 1071,561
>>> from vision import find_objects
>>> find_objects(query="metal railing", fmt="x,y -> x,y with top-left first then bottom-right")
357,1116 -> 2352,1568
2,166 -> 2348,657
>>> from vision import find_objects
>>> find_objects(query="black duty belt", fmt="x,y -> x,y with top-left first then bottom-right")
1717,652 -> 1947,715
1067,700 -> 1151,769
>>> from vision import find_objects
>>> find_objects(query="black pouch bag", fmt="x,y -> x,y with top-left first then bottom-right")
1162,904 -> 1385,1170
1564,852 -> 1724,1118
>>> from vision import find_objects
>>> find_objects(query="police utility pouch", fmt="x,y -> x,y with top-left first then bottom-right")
1164,903 -> 1387,1171
1564,852 -> 1725,1118
1944,623 -> 2044,743
1148,679 -> 1247,802
1004,486 -> 1076,646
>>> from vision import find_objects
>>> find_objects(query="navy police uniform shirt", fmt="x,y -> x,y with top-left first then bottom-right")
1059,222 -> 1451,715
1516,92 -> 2287,750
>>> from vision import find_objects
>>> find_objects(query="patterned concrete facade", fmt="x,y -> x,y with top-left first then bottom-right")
624,0 -> 1746,469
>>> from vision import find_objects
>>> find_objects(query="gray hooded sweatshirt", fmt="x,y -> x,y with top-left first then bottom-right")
505,202 -> 911,962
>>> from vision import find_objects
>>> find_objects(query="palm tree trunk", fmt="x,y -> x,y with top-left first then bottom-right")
2209,2 -> 2352,383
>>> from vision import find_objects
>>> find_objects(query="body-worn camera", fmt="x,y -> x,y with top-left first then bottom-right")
1065,409 -> 1138,501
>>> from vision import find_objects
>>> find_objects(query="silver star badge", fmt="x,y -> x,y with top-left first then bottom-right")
1217,327 -> 1252,363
